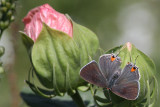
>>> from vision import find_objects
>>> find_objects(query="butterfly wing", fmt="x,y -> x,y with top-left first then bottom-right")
99,54 -> 121,85
111,81 -> 140,100
80,60 -> 107,88
111,63 -> 140,100
115,63 -> 140,84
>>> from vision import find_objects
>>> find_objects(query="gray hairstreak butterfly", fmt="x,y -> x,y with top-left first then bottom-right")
80,54 -> 140,100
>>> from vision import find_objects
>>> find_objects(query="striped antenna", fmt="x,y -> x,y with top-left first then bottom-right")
134,55 -> 139,65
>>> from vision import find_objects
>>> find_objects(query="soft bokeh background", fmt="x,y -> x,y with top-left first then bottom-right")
0,0 -> 160,107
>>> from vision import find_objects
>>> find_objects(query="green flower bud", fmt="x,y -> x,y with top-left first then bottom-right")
0,46 -> 5,57
4,20 -> 9,28
0,0 -> 16,37
10,15 -> 14,21
7,10 -> 12,17
11,3 -> 16,10
0,46 -> 5,77
0,21 -> 5,29
1,0 -> 6,6
1,7 -> 7,13
21,4 -> 99,97
0,66 -> 4,74
6,2 -> 11,9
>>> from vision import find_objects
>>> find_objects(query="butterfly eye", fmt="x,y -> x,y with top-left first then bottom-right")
111,55 -> 116,62
131,66 -> 136,72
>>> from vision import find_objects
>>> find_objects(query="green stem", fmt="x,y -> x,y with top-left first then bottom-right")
70,89 -> 86,107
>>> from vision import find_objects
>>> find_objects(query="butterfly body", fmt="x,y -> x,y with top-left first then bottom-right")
80,54 -> 140,100
108,72 -> 120,89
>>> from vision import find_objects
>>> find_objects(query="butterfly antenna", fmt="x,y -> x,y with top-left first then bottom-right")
116,45 -> 123,57
116,51 -> 121,57
134,55 -> 139,65
99,47 -> 104,55
111,50 -> 114,54
130,55 -> 132,62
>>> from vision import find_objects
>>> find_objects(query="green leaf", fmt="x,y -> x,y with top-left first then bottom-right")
21,88 -> 89,107
31,20 -> 99,95
77,85 -> 90,92
98,42 -> 158,107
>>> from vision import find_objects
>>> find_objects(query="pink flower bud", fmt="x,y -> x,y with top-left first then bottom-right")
23,4 -> 73,41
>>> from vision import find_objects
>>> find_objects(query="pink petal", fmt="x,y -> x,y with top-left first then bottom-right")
23,4 -> 73,41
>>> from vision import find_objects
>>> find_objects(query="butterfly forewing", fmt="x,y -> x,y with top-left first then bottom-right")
115,63 -> 140,85
99,54 -> 121,85
80,61 -> 107,88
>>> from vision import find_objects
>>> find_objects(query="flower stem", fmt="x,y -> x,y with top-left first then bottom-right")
70,89 -> 86,107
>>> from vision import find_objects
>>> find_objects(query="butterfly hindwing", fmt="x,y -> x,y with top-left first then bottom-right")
80,61 -> 107,88
111,62 -> 140,100
111,81 -> 140,100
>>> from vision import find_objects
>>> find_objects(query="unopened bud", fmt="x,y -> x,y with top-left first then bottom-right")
10,16 -> 14,21
6,2 -> 11,9
1,0 -> 6,6
11,3 -> 15,10
1,7 -> 7,12
0,46 -> 5,57
0,21 -> 5,29
7,10 -> 12,17
4,21 -> 9,28
0,66 -> 4,74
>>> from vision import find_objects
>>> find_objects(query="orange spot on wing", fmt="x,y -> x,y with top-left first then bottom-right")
111,56 -> 116,62
131,67 -> 136,72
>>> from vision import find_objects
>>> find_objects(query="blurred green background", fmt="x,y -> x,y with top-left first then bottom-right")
0,0 -> 160,107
